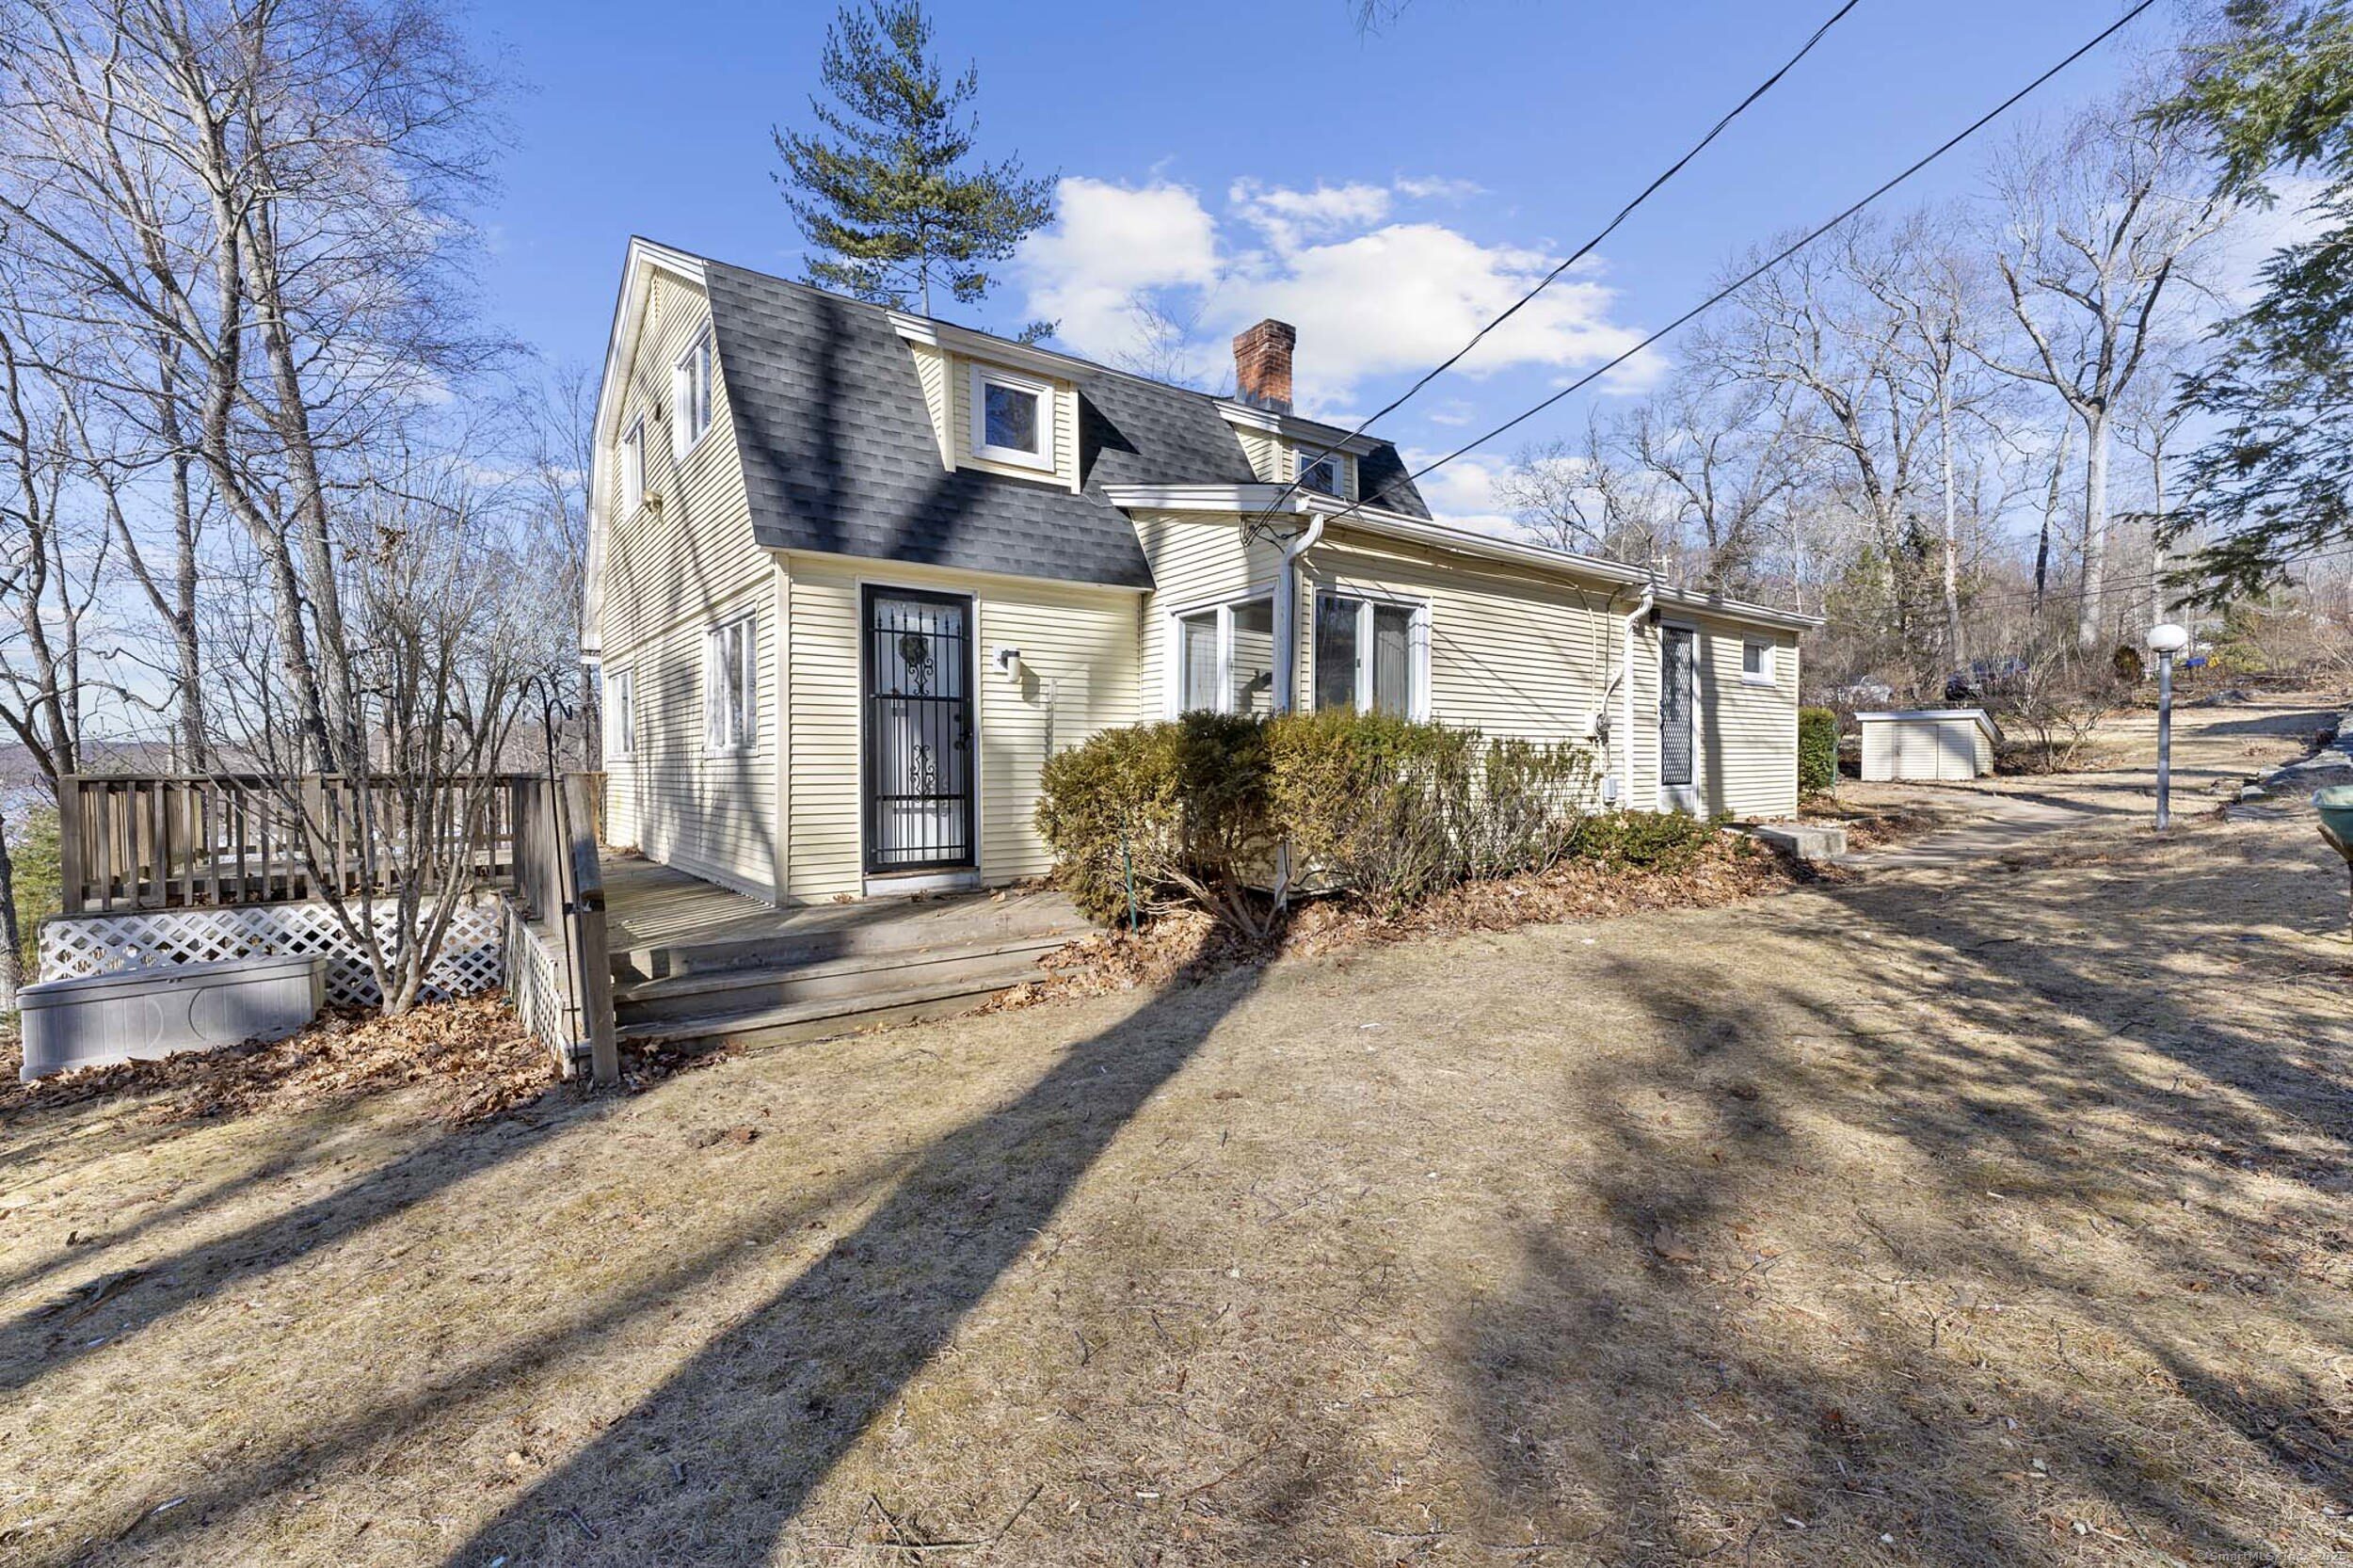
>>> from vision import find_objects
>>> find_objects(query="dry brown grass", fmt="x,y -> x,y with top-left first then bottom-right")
2,697 -> 2349,1566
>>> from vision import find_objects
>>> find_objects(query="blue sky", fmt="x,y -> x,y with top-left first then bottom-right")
469,0 -> 2156,520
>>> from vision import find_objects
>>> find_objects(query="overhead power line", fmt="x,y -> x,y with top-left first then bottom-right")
1250,0 -> 1868,526
1294,0 -> 2162,553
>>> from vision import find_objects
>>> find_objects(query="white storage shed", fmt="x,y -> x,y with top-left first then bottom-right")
1856,708 -> 2000,782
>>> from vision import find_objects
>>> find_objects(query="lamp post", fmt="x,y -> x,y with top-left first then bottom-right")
2147,622 -> 2190,832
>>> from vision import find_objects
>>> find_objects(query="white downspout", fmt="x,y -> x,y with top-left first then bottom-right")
1272,514 -> 1325,715
1618,574 -> 1657,808
1270,513 -> 1324,910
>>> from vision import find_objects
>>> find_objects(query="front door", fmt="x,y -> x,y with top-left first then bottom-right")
1659,624 -> 1696,807
863,587 -> 975,872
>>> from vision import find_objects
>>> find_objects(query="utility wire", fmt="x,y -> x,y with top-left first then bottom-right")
1289,0 -> 2161,555
1248,0 -> 1868,527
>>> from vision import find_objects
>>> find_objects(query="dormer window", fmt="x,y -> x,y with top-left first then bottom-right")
1298,453 -> 1342,497
674,327 -> 713,457
970,364 -> 1052,471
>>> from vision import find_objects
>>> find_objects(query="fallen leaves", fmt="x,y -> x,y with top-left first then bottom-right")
0,995 -> 557,1127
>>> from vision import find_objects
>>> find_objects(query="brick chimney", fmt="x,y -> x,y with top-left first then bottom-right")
1231,319 -> 1296,413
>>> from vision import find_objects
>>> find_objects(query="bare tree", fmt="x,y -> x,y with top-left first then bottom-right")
0,0 -> 505,771
1978,96 -> 2229,653
1623,375 -> 1805,598
1499,411 -> 1672,567
1694,220 -> 1950,675
0,0 -> 521,1014
0,311 -> 107,1004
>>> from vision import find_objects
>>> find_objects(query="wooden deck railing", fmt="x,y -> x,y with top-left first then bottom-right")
56,774 -> 520,916
508,773 -> 618,1083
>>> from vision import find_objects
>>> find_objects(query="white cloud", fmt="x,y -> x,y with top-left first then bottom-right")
1019,170 -> 1645,412
1209,223 -> 1643,407
1405,450 -> 1520,537
1018,177 -> 1220,353
1229,178 -> 1393,251
1394,174 -> 1485,202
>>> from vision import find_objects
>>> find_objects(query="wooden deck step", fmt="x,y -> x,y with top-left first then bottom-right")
613,933 -> 1071,1025
615,968 -> 1045,1054
608,897 -> 1088,984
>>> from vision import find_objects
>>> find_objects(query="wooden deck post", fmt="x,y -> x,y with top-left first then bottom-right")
561,773 -> 619,1085
56,776 -> 84,916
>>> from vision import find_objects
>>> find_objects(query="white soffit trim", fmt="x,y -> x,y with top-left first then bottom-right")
1099,483 -> 1298,512
888,312 -> 1088,382
1213,400 -> 1384,456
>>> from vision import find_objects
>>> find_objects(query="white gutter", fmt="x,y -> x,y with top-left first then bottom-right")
1272,515 -> 1326,714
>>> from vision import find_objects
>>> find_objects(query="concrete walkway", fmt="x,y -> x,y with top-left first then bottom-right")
1833,791 -> 2105,871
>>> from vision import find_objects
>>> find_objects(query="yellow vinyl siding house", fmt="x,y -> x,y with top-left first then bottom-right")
584,240 -> 1817,909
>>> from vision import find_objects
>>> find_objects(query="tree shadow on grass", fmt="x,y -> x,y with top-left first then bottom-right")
0,1095 -> 606,1397
428,961 -> 1266,1565
1449,829 -> 2352,1562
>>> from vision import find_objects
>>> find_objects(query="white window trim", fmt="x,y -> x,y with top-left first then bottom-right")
1311,589 -> 1431,721
1741,638 -> 1776,687
620,417 -> 646,515
604,666 -> 635,758
968,362 -> 1054,472
702,613 -> 757,757
673,327 -> 714,460
1294,447 -> 1352,501
1163,591 -> 1276,718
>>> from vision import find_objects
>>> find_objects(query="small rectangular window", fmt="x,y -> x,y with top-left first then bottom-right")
675,328 -> 713,457
1742,640 -> 1774,686
604,667 -> 635,758
1298,453 -> 1343,497
970,365 -> 1052,470
620,418 -> 645,514
704,615 -> 755,754
984,382 -> 1039,453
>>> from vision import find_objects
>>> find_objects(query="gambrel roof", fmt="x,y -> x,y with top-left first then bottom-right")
696,253 -> 1431,588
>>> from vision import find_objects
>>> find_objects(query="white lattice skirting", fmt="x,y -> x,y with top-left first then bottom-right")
500,896 -> 581,1075
40,898 -> 504,1008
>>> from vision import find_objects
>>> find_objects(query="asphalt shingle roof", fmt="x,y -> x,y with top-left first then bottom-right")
697,257 -> 1429,588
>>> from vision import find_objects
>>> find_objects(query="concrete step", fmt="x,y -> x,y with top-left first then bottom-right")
613,934 -> 1068,1025
616,969 -> 1041,1054
610,901 -> 1089,984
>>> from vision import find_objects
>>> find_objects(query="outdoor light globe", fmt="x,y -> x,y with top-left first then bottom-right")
2147,622 -> 2190,654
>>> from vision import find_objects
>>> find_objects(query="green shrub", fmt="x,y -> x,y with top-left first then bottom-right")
1042,710 -> 1599,926
1569,809 -> 1715,872
1034,712 -> 1276,933
1269,711 -> 1595,913
1798,706 -> 1839,796
1265,710 -> 1474,912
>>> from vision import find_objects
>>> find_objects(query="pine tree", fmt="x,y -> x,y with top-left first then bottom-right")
2157,1 -> 2353,599
775,0 -> 1055,318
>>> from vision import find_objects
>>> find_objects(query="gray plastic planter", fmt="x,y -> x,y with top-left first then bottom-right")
19,953 -> 324,1081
